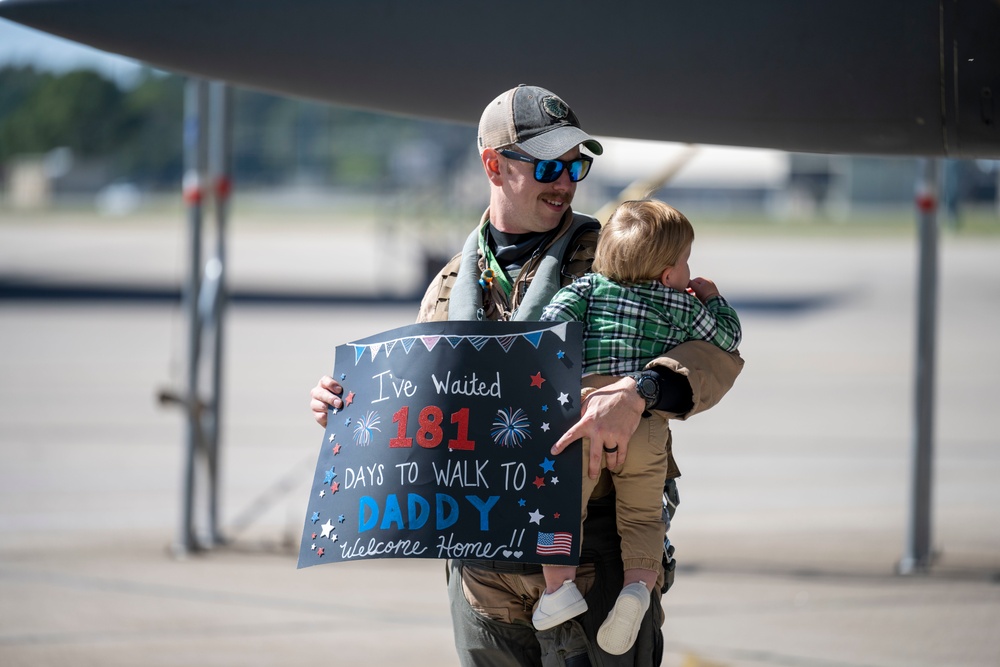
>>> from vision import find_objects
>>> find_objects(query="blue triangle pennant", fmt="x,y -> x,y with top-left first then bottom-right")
522,331 -> 544,349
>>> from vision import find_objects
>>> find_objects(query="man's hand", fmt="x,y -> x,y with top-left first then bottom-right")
309,375 -> 344,427
550,376 -> 645,479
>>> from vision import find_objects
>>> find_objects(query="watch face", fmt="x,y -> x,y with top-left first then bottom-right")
638,376 -> 657,398
633,374 -> 658,406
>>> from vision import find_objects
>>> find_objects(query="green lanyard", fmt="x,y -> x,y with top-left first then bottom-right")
478,220 -> 514,297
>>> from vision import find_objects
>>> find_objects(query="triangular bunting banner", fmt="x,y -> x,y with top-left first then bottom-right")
468,337 -> 490,351
350,326 -> 566,362
522,331 -> 544,349
496,336 -> 517,353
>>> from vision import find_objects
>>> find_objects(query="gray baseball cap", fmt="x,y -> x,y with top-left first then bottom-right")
477,84 -> 603,159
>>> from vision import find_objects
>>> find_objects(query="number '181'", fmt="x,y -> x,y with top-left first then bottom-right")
390,405 -> 475,450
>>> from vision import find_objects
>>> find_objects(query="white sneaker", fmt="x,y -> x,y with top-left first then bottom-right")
532,580 -> 589,630
596,582 -> 651,655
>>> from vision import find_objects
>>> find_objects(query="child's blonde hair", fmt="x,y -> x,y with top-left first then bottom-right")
592,199 -> 695,284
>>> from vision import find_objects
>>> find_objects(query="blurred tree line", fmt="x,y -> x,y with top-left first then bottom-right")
0,65 -> 475,191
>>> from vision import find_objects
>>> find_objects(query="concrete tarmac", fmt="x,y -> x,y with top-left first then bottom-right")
1,213 -> 998,666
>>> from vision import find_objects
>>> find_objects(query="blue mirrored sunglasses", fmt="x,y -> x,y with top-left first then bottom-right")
497,149 -> 593,183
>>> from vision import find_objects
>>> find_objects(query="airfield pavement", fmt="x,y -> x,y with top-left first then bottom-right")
1,210 -> 999,666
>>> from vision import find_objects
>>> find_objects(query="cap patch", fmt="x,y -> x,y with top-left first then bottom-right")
542,96 -> 569,120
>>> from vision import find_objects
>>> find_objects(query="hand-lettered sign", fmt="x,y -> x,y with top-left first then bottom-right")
297,320 -> 583,569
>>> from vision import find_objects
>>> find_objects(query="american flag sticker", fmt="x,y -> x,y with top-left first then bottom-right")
536,531 -> 573,556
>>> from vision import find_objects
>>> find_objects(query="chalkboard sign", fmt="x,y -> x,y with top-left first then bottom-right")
298,320 -> 583,569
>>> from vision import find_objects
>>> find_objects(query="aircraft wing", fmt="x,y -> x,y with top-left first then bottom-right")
0,0 -> 997,157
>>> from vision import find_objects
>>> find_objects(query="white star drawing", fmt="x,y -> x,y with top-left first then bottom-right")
528,509 -> 544,525
328,433 -> 336,442
320,519 -> 335,538
541,422 -> 550,432
557,392 -> 569,406
551,477 -> 560,485
311,543 -> 316,550
331,533 -> 339,542
319,489 -> 326,497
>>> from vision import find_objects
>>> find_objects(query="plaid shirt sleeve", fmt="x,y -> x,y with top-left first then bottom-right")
540,276 -> 592,323
690,294 -> 742,352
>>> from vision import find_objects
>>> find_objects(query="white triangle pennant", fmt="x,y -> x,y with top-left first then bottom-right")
548,322 -> 568,342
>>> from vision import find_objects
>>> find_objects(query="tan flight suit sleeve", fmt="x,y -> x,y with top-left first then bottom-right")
646,340 -> 745,421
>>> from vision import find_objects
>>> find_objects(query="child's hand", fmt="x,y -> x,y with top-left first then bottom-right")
688,277 -> 721,303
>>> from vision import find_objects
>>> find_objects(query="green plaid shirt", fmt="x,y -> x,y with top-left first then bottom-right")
540,273 -> 742,375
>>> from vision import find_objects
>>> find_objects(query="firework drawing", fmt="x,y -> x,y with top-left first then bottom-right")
491,408 -> 532,448
352,411 -> 382,446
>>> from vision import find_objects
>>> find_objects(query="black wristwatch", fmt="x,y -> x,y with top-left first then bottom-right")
627,371 -> 660,412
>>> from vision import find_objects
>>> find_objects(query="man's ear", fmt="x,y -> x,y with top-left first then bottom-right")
659,266 -> 673,287
482,148 -> 503,185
